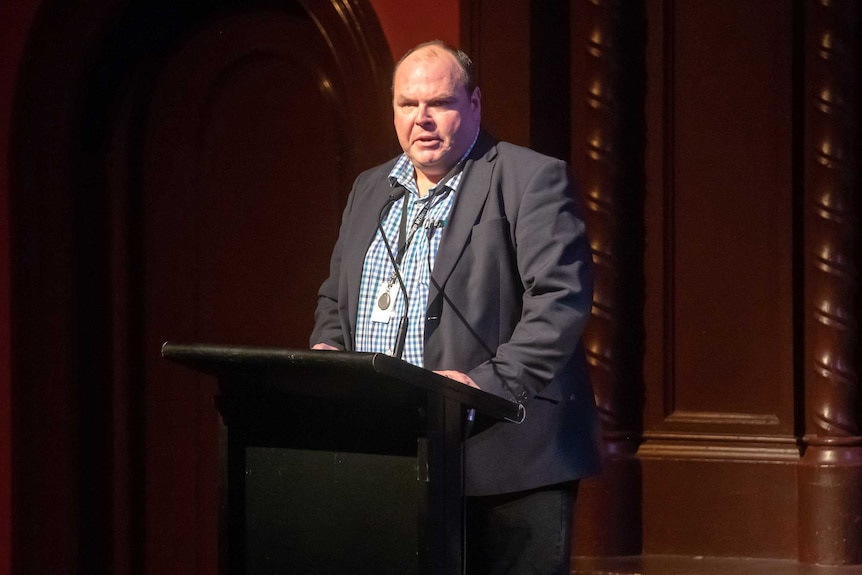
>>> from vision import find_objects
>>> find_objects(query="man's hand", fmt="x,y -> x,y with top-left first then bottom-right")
434,370 -> 480,389
312,343 -> 339,351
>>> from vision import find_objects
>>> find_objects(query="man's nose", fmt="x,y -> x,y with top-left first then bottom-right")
415,104 -> 432,123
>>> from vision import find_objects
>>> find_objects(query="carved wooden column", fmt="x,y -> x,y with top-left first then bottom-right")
571,0 -> 645,557
798,0 -> 862,565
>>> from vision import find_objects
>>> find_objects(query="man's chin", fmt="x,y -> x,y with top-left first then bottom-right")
410,152 -> 446,171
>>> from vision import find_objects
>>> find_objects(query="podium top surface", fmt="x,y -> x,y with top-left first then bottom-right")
161,342 -> 520,422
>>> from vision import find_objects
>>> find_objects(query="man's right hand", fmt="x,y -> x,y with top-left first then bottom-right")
312,343 -> 339,351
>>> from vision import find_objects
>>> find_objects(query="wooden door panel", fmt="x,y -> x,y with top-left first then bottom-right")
639,0 -> 799,557
137,5 -> 393,572
644,0 -> 796,437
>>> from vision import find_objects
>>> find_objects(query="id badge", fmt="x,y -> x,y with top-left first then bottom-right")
371,281 -> 396,323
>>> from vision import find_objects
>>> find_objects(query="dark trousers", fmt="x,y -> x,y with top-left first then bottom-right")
465,481 -> 578,575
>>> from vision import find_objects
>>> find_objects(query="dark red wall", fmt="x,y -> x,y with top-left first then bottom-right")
370,0 -> 460,58
0,3 -> 41,574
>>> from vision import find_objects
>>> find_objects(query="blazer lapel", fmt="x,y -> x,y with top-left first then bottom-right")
429,133 -> 498,301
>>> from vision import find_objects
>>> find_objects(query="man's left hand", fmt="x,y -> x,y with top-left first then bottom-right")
434,370 -> 480,389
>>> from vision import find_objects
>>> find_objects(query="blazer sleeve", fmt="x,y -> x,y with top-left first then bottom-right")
309,185 -> 357,350
466,156 -> 593,403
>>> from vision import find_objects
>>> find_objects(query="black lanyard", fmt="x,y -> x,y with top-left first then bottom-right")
394,192 -> 436,266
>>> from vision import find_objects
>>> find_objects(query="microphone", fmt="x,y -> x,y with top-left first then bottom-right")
378,188 -> 406,222
377,188 -> 410,359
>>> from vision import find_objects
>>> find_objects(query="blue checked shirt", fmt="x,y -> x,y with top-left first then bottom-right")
354,152 -> 471,367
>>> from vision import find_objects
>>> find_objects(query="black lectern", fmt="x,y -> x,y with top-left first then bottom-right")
161,343 -> 519,575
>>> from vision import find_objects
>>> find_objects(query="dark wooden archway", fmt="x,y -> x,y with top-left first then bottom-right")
10,1 -> 395,573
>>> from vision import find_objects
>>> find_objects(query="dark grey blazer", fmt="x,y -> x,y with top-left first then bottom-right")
311,132 -> 602,496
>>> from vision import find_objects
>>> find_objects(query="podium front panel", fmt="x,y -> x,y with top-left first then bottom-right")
244,447 -> 419,575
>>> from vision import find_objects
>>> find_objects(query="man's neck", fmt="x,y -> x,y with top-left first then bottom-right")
415,170 -> 441,197
415,160 -> 464,197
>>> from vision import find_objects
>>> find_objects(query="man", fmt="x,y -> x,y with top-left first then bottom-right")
311,40 -> 600,574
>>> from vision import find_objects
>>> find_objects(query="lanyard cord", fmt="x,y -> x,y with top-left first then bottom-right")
387,190 -> 446,287
395,192 -> 434,265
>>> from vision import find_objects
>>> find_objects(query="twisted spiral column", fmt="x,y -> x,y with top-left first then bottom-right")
799,0 -> 861,564
574,0 -> 644,556
582,0 -> 625,439
581,0 -> 644,455
804,0 -> 858,444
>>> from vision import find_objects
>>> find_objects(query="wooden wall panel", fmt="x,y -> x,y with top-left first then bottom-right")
670,1 -> 794,424
0,2 -> 38,571
10,3 -> 128,572
643,459 -> 798,557
462,0 -> 532,146
639,0 -> 800,558
643,0 -> 795,437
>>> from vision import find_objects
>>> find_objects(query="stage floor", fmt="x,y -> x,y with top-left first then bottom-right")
573,555 -> 862,575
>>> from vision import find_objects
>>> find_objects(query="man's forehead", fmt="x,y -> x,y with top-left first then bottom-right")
396,49 -> 459,80
395,66 -> 467,103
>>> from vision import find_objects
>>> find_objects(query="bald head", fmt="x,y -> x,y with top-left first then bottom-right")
393,41 -> 476,96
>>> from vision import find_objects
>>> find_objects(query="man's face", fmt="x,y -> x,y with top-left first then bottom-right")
392,48 -> 481,183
